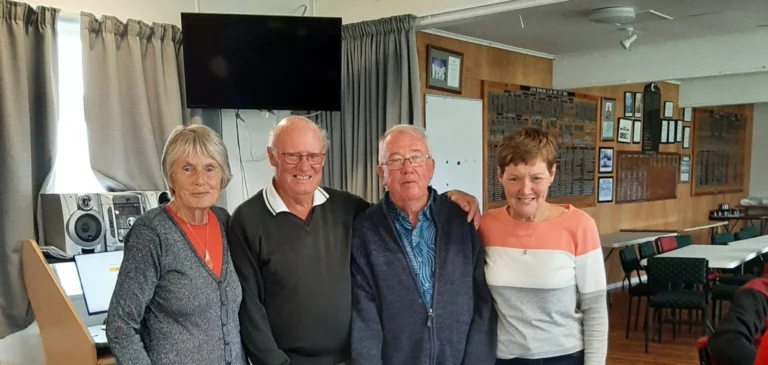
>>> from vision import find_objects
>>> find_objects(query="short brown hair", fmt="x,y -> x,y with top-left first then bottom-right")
496,127 -> 557,173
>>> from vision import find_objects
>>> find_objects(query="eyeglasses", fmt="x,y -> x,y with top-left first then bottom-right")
273,149 -> 325,165
383,155 -> 430,170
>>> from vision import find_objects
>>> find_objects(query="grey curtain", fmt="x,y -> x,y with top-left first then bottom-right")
312,15 -> 421,202
81,13 -> 189,191
0,0 -> 59,338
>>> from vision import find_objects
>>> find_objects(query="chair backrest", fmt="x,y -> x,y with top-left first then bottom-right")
712,232 -> 735,245
647,257 -> 709,293
743,226 -> 759,237
656,236 -> 678,253
21,239 -> 97,365
638,241 -> 656,260
676,234 -> 694,248
736,228 -> 758,241
619,246 -> 640,276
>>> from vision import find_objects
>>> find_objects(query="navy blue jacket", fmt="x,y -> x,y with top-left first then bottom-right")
350,194 -> 497,365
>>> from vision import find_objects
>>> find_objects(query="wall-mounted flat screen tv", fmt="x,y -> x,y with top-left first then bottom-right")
180,13 -> 342,111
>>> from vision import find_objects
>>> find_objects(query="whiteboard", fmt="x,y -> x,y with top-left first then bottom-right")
425,94 -> 484,212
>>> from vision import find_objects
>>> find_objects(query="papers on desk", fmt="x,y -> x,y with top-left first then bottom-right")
40,245 -> 72,259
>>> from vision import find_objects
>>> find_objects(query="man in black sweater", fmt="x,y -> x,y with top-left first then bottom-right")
708,277 -> 768,365
227,116 -> 480,365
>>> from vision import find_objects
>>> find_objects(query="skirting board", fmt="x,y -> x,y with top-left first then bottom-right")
607,275 -> 647,292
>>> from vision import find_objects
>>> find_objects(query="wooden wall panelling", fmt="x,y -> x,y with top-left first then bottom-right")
416,31 -> 553,105
482,81 -> 598,210
415,32 -> 756,285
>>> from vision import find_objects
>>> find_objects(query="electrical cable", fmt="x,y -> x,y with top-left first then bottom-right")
232,109 -> 249,199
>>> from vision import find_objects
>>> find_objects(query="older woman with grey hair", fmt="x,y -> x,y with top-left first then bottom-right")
106,124 -> 246,365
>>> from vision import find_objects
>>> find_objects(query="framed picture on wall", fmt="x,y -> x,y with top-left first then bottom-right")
598,177 -> 614,203
680,155 -> 691,183
598,147 -> 614,173
632,120 -> 642,143
634,92 -> 643,118
668,120 -> 677,144
426,45 -> 463,93
683,107 -> 693,122
683,126 -> 691,149
664,101 -> 674,118
677,120 -> 684,142
601,98 -> 615,141
617,118 -> 632,143
624,92 -> 634,117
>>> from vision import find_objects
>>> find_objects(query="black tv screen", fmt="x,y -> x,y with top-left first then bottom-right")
180,13 -> 342,111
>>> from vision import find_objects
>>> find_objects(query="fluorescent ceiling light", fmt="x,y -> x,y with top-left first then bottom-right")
416,0 -> 568,28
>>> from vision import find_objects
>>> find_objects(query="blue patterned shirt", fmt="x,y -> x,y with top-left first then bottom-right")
385,189 -> 437,308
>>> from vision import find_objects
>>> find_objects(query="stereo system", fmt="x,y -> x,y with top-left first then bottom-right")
39,191 -> 169,256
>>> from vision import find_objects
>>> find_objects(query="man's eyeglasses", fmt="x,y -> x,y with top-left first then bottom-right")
383,155 -> 430,170
273,149 -> 325,165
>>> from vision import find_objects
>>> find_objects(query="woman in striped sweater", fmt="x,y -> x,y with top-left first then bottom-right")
478,128 -> 608,365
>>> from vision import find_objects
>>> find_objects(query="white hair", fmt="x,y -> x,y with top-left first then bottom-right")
268,116 -> 329,151
378,124 -> 430,164
161,124 -> 233,197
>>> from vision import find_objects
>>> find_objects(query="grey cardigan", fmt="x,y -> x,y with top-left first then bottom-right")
106,205 -> 245,365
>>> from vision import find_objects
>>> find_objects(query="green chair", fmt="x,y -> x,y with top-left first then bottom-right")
736,227 -> 758,240
675,234 -> 693,248
711,232 -> 735,245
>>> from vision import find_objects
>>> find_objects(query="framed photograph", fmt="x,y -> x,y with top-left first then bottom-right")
598,177 -> 614,203
663,101 -> 674,118
683,126 -> 691,149
676,120 -> 684,142
601,98 -> 615,141
667,120 -> 677,144
683,107 -> 693,122
598,147 -> 614,174
680,155 -> 691,183
661,120 -> 669,143
634,92 -> 643,118
617,118 -> 633,143
623,92 -> 634,117
632,120 -> 642,143
426,45 -> 463,93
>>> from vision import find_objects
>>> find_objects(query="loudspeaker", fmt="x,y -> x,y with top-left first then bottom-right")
40,194 -> 107,256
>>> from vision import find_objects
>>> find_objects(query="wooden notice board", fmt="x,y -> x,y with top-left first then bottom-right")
482,81 -> 599,209
615,152 -> 679,203
692,109 -> 747,196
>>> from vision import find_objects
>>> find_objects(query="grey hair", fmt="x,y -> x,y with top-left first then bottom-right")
378,124 -> 430,164
268,116 -> 330,152
161,124 -> 233,197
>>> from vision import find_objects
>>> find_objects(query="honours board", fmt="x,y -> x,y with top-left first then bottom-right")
482,81 -> 599,209
615,152 -> 679,203
692,109 -> 748,196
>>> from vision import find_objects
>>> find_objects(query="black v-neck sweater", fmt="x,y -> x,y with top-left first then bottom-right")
228,187 -> 370,365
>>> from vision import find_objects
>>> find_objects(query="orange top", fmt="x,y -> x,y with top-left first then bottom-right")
757,337 -> 768,365
166,207 -> 223,277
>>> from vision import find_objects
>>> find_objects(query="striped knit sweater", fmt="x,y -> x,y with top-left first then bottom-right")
478,204 -> 608,364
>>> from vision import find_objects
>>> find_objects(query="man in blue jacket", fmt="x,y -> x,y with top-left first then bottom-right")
350,124 -> 497,365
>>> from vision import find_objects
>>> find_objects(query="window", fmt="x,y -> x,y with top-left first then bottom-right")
50,19 -> 103,193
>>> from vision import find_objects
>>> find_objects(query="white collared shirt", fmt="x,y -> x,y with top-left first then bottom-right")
263,179 -> 329,215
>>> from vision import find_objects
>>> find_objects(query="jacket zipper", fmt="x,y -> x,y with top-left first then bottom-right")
384,203 -> 440,365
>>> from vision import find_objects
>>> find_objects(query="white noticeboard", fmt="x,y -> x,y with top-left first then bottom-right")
424,94 -> 484,212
